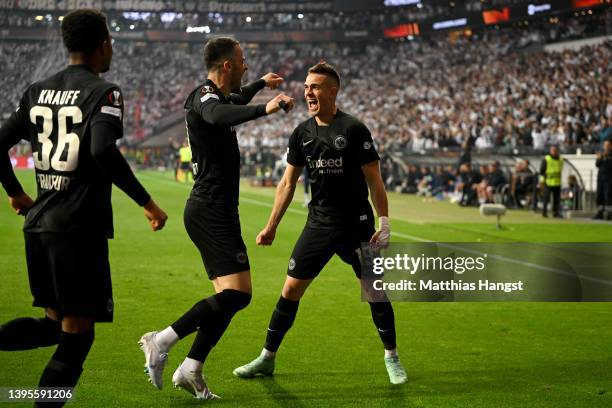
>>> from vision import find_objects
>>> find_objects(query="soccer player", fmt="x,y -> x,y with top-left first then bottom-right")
0,9 -> 167,406
233,62 -> 408,385
139,37 -> 294,399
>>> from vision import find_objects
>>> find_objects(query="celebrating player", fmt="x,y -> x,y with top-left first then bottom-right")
233,61 -> 407,384
0,9 -> 167,406
139,37 -> 294,399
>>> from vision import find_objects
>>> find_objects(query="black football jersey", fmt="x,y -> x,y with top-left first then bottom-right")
287,110 -> 380,227
183,79 -> 266,206
5,65 -> 124,237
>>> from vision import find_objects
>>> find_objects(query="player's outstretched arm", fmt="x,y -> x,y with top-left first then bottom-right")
362,160 -> 390,247
256,164 -> 303,246
200,93 -> 294,127
228,73 -> 283,105
0,106 -> 33,216
228,79 -> 265,105
90,121 -> 167,231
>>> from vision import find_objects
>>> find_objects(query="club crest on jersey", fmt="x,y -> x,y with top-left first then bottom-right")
108,90 -> 123,107
363,141 -> 372,150
201,85 -> 215,94
333,135 -> 347,150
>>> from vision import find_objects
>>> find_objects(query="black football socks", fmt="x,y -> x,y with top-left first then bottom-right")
171,289 -> 252,362
35,330 -> 94,407
369,302 -> 397,351
0,316 -> 61,350
263,296 -> 300,353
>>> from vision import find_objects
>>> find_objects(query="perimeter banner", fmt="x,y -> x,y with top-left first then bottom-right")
0,0 -> 334,12
360,243 -> 612,302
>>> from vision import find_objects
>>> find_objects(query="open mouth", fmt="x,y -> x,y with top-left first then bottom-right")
307,99 -> 319,110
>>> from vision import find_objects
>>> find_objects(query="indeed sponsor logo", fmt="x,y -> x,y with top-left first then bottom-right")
307,156 -> 343,169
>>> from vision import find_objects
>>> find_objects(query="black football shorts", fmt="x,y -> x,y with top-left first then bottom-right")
286,214 -> 375,280
184,198 -> 250,279
25,232 -> 113,322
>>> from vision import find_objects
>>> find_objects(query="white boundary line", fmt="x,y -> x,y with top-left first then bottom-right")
136,173 -> 612,286
238,198 -> 612,287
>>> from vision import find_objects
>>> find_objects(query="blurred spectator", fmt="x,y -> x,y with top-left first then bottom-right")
593,139 -> 612,220
457,140 -> 472,167
476,160 -> 507,204
510,159 -> 535,208
561,174 -> 581,212
455,162 -> 481,206
598,117 -> 612,144
400,164 -> 420,194
416,166 -> 433,196
531,125 -> 548,152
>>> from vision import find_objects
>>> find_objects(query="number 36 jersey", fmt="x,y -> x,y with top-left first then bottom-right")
6,65 -> 124,237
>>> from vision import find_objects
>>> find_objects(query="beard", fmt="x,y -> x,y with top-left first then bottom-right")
230,72 -> 242,93
100,59 -> 111,73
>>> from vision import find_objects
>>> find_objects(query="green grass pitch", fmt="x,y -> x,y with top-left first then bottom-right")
1,170 -> 611,407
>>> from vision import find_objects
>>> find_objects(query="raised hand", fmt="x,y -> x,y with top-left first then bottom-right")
261,73 -> 284,90
266,94 -> 295,115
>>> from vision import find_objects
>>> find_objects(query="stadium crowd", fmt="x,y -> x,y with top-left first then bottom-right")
2,11 -> 610,163
0,7 -> 457,32
378,156 -> 586,215
0,1 -> 565,32
235,12 -> 612,158
0,2 -> 489,32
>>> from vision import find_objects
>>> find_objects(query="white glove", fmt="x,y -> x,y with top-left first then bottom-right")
371,216 -> 390,247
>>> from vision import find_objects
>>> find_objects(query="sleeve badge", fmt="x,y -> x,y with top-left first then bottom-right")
108,90 -> 123,107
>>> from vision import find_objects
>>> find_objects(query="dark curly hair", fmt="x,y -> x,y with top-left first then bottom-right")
61,9 -> 109,54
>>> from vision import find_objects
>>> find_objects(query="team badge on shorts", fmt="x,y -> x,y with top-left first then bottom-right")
288,258 -> 296,271
106,298 -> 114,313
333,135 -> 347,150
236,251 -> 248,264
